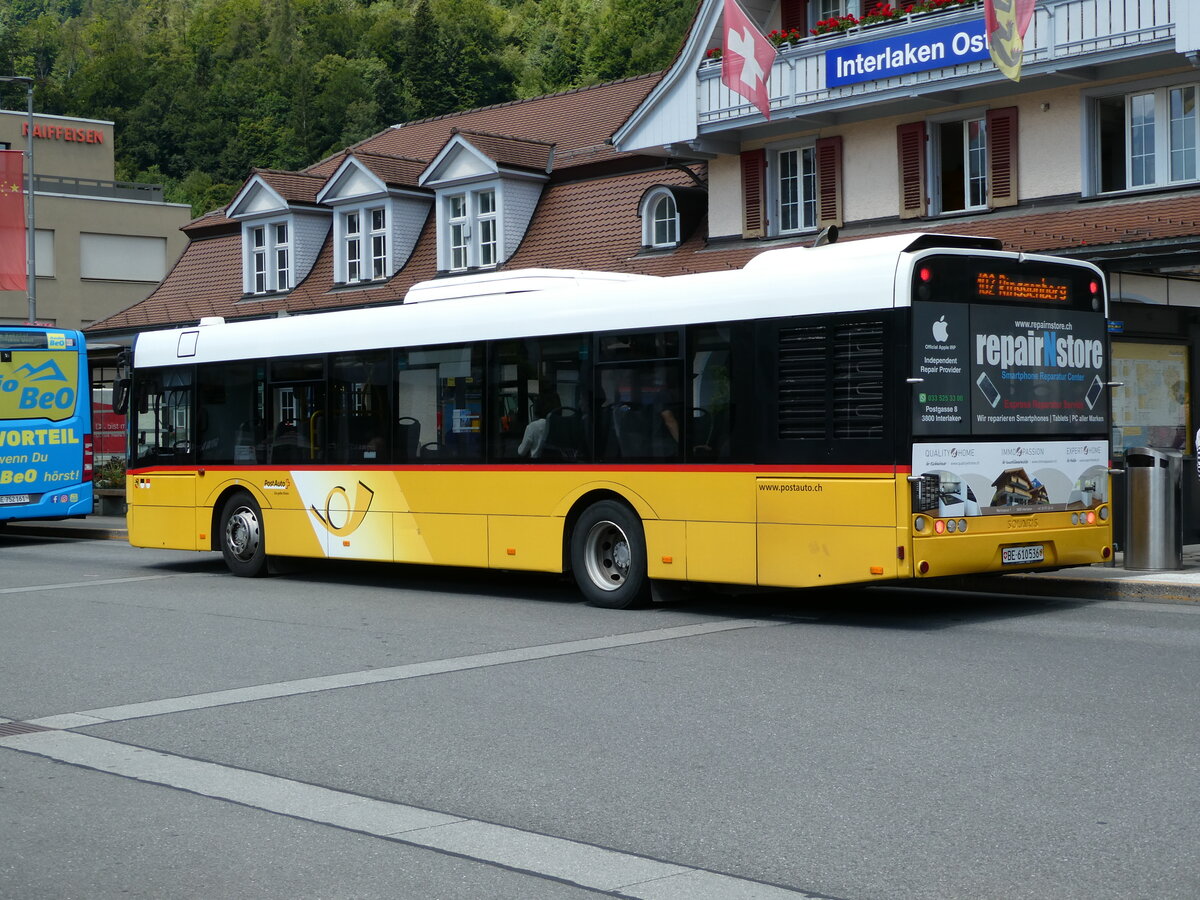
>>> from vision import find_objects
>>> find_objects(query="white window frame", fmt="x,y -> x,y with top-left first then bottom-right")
242,219 -> 293,295
335,204 -> 390,284
813,0 -> 857,24
769,144 -> 818,236
1090,80 -> 1200,195
640,188 -> 680,248
926,110 -> 988,215
442,185 -> 501,272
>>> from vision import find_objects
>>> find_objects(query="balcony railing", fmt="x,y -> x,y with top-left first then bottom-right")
35,174 -> 164,202
699,0 -> 1176,126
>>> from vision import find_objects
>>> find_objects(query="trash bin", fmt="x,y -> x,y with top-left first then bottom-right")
1124,447 -> 1183,571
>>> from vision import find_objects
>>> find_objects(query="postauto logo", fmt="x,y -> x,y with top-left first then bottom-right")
0,352 -> 77,422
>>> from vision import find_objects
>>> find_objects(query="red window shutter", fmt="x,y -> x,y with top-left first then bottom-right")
781,0 -> 809,32
987,106 -> 1019,209
897,121 -> 927,220
741,149 -> 768,238
815,135 -> 843,228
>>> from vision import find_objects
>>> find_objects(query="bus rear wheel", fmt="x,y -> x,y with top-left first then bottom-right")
220,490 -> 267,577
570,500 -> 649,609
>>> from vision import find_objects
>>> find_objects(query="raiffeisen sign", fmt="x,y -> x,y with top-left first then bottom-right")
826,19 -> 989,87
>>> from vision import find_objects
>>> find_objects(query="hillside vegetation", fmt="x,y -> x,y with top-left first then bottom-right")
0,0 -> 695,214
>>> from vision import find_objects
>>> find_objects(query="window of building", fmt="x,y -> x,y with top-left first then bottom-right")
932,117 -> 988,213
336,205 -> 389,284
444,188 -> 499,272
242,220 -> 292,294
370,208 -> 387,279
742,137 -> 842,238
776,146 -> 817,233
1095,83 -> 1200,193
640,188 -> 680,248
898,107 -> 1017,219
80,233 -> 167,282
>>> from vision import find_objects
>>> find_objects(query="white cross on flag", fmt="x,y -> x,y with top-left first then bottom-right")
721,0 -> 776,120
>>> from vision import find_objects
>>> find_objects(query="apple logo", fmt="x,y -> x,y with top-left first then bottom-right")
932,315 -> 949,342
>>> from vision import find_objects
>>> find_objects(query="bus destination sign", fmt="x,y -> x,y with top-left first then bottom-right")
975,272 -> 1070,303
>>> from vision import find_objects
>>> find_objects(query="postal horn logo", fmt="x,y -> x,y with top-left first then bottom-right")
309,480 -> 374,537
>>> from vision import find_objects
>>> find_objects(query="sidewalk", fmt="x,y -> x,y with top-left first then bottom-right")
5,514 -> 1199,604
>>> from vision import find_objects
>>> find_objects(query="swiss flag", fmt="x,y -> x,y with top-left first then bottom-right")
0,151 -> 25,292
721,0 -> 776,120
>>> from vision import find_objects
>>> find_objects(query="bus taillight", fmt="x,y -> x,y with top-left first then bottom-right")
83,433 -> 94,481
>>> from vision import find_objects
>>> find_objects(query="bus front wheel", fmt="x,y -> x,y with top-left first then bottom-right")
570,500 -> 649,609
220,491 -> 267,577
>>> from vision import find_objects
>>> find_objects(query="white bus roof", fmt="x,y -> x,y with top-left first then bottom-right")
404,268 -> 658,303
133,233 -> 1101,368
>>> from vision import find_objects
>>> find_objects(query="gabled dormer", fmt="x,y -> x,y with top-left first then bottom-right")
419,130 -> 553,274
226,170 -> 328,297
316,153 -> 431,286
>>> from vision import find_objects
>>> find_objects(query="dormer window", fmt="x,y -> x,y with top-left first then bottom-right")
446,188 -> 499,271
642,188 -> 679,248
336,205 -> 390,284
244,220 -> 293,294
638,183 -> 706,250
420,131 -> 552,275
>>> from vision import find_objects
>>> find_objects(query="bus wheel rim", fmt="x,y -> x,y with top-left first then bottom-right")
583,520 -> 629,592
226,506 -> 261,561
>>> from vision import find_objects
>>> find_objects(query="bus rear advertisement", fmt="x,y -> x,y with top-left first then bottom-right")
0,326 -> 93,523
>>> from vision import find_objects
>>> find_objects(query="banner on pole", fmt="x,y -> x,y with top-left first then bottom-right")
0,150 -> 26,292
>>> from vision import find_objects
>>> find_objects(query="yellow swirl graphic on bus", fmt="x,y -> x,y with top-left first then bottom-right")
309,480 -> 375,537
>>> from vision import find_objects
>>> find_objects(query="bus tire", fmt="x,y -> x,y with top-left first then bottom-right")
570,500 -> 649,609
220,490 -> 267,577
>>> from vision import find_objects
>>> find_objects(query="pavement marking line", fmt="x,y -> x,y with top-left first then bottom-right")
0,573 -> 210,595
28,618 -> 785,729
0,730 -> 820,899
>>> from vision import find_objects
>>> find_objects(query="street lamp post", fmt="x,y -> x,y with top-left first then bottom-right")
0,75 -> 35,323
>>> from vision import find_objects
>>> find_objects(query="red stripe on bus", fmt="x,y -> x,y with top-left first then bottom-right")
129,463 -> 911,476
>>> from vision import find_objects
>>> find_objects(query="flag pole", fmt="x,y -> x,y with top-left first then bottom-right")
1,76 -> 35,323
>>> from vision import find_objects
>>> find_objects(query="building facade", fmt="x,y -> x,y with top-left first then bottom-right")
88,0 -> 1200,537
0,110 -> 191,330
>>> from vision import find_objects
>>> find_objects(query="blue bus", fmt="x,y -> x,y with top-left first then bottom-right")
0,325 -> 93,524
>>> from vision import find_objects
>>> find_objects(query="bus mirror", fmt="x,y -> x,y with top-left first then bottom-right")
112,377 -> 130,416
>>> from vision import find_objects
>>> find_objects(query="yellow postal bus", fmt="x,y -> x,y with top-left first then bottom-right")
117,233 -> 1113,607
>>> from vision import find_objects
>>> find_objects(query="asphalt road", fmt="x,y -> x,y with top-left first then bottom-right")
2,530 -> 1198,900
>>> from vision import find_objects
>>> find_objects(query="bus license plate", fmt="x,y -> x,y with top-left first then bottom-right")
0,494 -> 30,505
1002,544 -> 1044,565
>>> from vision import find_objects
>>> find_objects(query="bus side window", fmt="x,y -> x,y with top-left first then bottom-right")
687,325 -> 734,461
198,361 -> 262,465
397,344 -> 483,463
596,329 -> 683,463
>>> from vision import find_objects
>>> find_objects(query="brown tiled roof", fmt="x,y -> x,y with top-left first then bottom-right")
306,74 -> 664,178
251,169 -> 325,205
448,130 -> 555,173
346,152 -> 429,189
